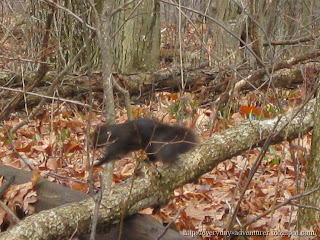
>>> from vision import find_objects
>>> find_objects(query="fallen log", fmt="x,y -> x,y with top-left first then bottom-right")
0,97 -> 314,239
0,60 -> 319,112
0,165 -> 194,239
0,165 -> 88,212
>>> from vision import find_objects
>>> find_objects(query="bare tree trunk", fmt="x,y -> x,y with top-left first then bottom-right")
94,0 -> 116,201
97,3 -> 116,125
114,0 -> 160,73
298,77 -> 320,231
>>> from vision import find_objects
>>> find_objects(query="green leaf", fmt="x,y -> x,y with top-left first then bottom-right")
34,133 -> 41,142
60,128 -> 70,141
272,156 -> 280,165
269,146 -> 276,154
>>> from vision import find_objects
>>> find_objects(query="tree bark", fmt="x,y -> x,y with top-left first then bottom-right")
1,61 -> 319,108
1,50 -> 319,109
298,79 -> 320,230
0,165 -> 88,212
0,98 -> 315,239
0,165 -> 193,240
114,0 -> 160,73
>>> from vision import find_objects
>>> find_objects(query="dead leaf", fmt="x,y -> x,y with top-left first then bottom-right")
31,167 -> 41,188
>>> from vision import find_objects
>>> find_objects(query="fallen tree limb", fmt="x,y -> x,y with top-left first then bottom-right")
234,50 -> 320,93
0,165 -> 88,212
1,57 -> 319,112
0,166 -> 192,240
263,33 -> 320,46
0,97 -> 315,239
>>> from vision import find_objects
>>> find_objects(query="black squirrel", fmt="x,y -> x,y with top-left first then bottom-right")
92,118 -> 198,166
